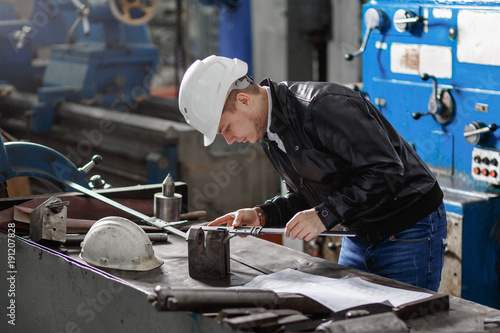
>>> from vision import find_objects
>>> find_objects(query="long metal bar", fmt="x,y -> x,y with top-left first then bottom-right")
463,126 -> 494,137
393,15 -> 424,24
64,181 -> 187,238
196,226 -> 355,238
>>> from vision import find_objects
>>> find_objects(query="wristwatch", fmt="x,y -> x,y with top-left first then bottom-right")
254,207 -> 266,226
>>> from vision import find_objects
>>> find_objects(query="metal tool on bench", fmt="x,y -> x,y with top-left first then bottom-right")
64,180 -> 187,237
187,226 -> 355,280
194,225 -> 356,238
29,197 -> 69,243
150,286 -> 280,312
149,286 -> 331,314
188,226 -> 230,280
154,173 -> 182,222
149,287 -> 330,331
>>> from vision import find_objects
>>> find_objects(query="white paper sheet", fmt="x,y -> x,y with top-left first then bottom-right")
243,268 -> 432,312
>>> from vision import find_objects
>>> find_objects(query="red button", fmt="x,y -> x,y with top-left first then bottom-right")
474,167 -> 481,174
482,169 -> 489,176
490,170 -> 498,178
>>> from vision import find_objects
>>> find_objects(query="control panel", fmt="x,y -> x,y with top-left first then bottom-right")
354,0 -> 500,309
350,1 -> 500,188
471,148 -> 500,185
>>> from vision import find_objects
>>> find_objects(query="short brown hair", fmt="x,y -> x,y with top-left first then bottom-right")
223,77 -> 259,113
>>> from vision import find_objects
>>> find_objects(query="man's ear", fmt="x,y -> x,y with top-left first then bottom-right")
236,92 -> 253,108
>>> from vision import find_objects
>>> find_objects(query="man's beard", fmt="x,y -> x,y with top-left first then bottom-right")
252,115 -> 267,142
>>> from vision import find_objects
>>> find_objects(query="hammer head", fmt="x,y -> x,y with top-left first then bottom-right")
187,227 -> 230,280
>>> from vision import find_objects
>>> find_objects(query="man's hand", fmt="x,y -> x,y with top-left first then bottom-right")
285,208 -> 326,241
208,208 -> 260,227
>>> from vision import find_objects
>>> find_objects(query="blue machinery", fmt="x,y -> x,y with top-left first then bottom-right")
0,0 -> 182,184
0,0 -> 158,133
0,134 -> 91,192
346,0 -> 500,308
0,0 -> 280,226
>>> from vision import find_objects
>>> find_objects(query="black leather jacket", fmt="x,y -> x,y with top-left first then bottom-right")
257,79 -> 443,244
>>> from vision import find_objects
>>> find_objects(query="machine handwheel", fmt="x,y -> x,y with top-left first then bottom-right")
432,90 -> 455,125
109,0 -> 158,26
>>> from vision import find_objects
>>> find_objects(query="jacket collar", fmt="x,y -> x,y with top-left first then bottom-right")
260,78 -> 289,135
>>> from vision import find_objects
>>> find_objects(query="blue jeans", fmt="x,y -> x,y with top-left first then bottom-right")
338,202 -> 447,292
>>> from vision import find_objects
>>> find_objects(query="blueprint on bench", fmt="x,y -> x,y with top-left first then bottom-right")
244,268 -> 432,312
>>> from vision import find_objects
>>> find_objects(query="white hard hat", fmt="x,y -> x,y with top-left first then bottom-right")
178,55 -> 248,146
80,216 -> 164,271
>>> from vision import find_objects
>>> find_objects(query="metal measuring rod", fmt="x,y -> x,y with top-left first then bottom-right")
186,226 -> 355,280
64,180 -> 187,237
192,225 -> 356,239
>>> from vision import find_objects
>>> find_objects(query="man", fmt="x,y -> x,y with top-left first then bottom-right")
178,55 -> 447,291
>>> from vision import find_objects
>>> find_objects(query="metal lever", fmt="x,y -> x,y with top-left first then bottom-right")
345,8 -> 387,61
464,123 -> 497,138
78,154 -> 102,174
190,226 -> 355,240
393,9 -> 425,33
64,180 -> 188,238
393,15 -> 424,24
411,111 -> 432,120
67,0 -> 90,44
422,73 -> 441,109
412,74 -> 446,121
13,26 -> 33,50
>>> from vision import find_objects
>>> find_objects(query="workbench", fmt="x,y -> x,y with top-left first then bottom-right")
1,229 -> 499,332
1,187 -> 499,332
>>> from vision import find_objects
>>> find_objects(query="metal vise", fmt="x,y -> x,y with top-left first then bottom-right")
187,227 -> 230,280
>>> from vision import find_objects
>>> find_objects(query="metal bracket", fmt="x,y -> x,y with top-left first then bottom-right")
29,197 -> 69,243
188,227 -> 230,280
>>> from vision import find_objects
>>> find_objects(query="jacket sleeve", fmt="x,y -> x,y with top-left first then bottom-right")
308,90 -> 407,231
257,191 -> 311,228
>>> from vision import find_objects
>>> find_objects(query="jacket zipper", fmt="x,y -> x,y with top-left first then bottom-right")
300,176 -> 321,203
292,165 -> 316,202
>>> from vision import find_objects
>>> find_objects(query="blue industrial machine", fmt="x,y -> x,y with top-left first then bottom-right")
32,0 -> 157,134
0,1 -> 278,217
0,0 -> 182,184
0,134 -> 91,193
346,0 -> 500,308
0,0 -> 158,132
